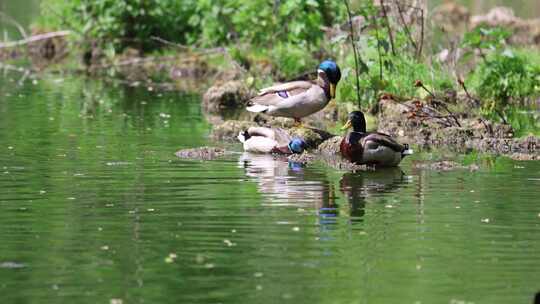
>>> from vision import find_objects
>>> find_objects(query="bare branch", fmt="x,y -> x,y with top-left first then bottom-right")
0,31 -> 71,49
342,0 -> 362,108
0,11 -> 28,38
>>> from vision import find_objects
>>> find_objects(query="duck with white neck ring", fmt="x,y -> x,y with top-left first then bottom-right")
340,111 -> 413,167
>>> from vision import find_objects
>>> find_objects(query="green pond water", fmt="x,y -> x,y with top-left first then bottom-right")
1,74 -> 540,304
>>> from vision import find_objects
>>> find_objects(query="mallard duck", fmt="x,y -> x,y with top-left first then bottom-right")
246,60 -> 341,124
340,111 -> 413,167
237,127 -> 306,154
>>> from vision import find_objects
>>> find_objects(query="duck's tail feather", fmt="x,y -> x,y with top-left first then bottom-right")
402,144 -> 413,156
246,104 -> 268,113
237,130 -> 250,143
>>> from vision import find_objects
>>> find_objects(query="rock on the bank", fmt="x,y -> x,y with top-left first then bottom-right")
289,127 -> 334,149
202,81 -> 251,112
210,120 -> 257,141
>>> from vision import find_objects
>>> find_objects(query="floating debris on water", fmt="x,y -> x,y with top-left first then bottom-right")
110,299 -> 123,304
0,261 -> 26,269
481,218 -> 490,223
195,254 -> 205,264
165,253 -> 177,263
292,227 -> 300,232
223,239 -> 235,247
101,245 -> 109,250
106,162 -> 131,166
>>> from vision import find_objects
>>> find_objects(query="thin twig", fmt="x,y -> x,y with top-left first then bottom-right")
151,36 -> 190,50
0,31 -> 71,49
0,11 -> 28,38
433,99 -> 462,127
417,7 -> 424,58
395,1 -> 418,54
458,77 -> 480,106
372,14 -> 383,81
380,0 -> 396,55
342,0 -> 362,108
151,36 -> 247,73
151,36 -> 225,54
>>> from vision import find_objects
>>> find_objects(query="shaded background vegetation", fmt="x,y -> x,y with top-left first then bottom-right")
1,0 -> 539,134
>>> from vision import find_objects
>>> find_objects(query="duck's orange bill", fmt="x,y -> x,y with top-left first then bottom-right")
341,119 -> 352,130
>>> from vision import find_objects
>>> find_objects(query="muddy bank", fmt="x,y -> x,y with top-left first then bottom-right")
377,98 -> 539,158
202,80 -> 252,112
202,95 -> 537,169
210,119 -> 335,149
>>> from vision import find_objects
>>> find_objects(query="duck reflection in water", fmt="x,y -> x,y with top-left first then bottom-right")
238,153 -> 335,206
339,168 -> 409,222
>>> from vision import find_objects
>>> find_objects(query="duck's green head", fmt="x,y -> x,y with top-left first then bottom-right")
318,60 -> 341,99
341,111 -> 366,133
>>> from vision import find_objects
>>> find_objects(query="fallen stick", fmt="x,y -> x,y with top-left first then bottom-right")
0,30 -> 71,49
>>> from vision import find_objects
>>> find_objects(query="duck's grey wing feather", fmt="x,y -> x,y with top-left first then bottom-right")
250,81 -> 313,106
258,81 -> 313,95
363,133 -> 406,152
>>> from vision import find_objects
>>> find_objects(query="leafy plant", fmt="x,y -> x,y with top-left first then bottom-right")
468,49 -> 540,123
39,0 -> 345,53
461,25 -> 511,60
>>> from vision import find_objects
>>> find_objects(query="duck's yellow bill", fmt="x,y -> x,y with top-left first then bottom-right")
341,119 -> 352,130
330,83 -> 336,99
